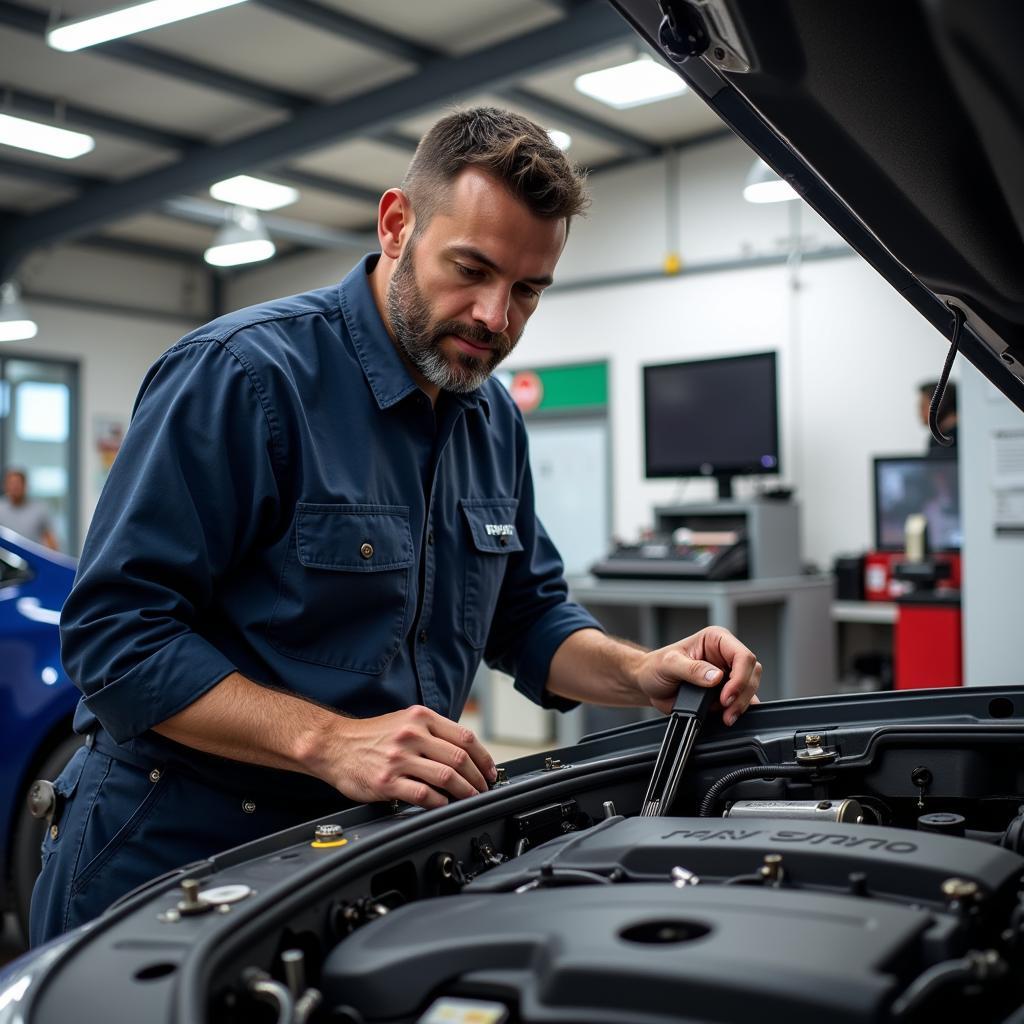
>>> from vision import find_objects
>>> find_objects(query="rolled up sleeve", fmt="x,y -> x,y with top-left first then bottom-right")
61,338 -> 281,743
483,415 -> 602,711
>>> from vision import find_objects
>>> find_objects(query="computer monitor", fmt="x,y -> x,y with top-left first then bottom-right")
873,455 -> 961,552
643,351 -> 780,499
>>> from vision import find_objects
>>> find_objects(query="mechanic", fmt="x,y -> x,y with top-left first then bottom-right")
0,467 -> 59,550
31,108 -> 761,945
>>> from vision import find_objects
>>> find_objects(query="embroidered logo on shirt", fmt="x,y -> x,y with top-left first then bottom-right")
485,523 -> 515,536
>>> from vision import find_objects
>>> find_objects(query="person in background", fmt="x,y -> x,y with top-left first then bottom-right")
0,467 -> 58,549
919,379 -> 957,453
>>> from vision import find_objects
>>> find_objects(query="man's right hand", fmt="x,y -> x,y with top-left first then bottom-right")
156,676 -> 498,811
311,705 -> 498,810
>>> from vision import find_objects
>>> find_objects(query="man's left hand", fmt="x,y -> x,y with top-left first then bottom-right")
635,626 -> 761,725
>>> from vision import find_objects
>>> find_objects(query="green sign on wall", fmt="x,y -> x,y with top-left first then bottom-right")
505,361 -> 607,415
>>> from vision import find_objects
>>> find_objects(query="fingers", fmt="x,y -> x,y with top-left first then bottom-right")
426,711 -> 498,785
723,660 -> 762,726
418,734 -> 490,796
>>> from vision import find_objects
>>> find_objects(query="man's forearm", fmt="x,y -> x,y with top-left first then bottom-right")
545,628 -> 650,706
153,671 -> 344,780
151,672 -> 499,809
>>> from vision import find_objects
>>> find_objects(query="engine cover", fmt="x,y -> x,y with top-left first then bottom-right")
320,817 -> 1024,1023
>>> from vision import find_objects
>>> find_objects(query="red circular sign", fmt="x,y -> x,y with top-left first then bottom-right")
510,371 -> 543,413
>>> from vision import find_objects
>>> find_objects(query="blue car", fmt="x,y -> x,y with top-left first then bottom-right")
0,528 -> 78,939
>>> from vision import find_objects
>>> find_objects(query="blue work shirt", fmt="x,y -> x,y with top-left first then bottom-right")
61,254 -> 599,795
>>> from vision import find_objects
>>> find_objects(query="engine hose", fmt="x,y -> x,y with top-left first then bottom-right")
698,765 -> 821,817
890,950 -> 1004,1018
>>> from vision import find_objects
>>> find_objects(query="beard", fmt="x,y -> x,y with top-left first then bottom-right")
385,242 -> 518,394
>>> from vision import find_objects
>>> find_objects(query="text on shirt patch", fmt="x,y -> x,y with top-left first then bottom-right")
485,523 -> 515,537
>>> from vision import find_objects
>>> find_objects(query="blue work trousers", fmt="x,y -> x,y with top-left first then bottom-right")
29,733 -> 346,946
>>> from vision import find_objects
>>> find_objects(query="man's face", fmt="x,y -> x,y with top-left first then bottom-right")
385,168 -> 566,394
4,472 -> 25,502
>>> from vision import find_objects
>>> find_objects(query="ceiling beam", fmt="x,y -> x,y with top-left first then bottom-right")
0,0 -> 628,269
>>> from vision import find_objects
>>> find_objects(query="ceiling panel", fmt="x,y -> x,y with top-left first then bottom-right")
518,42 -> 726,145
0,130 -> 178,185
0,174 -> 73,213
129,5 -> 416,101
0,25 -> 281,141
100,212 -> 220,251
291,138 -> 416,191
322,0 -> 561,56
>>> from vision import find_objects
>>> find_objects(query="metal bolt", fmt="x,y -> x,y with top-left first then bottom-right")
543,757 -> 563,771
805,734 -> 822,747
314,823 -> 343,841
817,800 -> 832,810
438,854 -> 454,879
149,769 -> 161,783
360,542 -> 373,559
177,877 -> 212,916
495,767 -> 508,785
760,853 -> 784,883
671,865 -> 699,887
941,877 -> 979,902
242,800 -> 256,814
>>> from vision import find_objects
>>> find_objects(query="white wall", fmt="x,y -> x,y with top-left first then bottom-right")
960,362 -> 1024,686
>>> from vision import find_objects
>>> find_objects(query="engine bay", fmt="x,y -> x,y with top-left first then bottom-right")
26,692 -> 1024,1024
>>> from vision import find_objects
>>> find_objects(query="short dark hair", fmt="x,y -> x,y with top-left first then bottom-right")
402,107 -> 589,231
919,380 -> 957,419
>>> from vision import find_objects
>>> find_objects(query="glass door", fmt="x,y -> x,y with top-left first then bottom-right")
0,356 -> 79,552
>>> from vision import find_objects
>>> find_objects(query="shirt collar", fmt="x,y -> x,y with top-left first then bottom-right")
338,253 -> 490,418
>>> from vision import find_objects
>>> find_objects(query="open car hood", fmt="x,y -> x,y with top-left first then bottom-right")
611,0 -> 1024,410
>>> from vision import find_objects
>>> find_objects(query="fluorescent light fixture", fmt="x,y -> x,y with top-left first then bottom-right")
547,129 -> 572,152
0,113 -> 94,160
0,283 -> 38,343
210,175 -> 299,212
204,207 -> 275,267
743,158 -> 799,203
574,55 -> 686,110
47,0 -> 248,52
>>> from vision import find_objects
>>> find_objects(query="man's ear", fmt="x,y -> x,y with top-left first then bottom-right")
378,188 -> 414,259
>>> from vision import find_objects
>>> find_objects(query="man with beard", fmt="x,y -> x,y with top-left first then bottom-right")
32,108 -> 761,944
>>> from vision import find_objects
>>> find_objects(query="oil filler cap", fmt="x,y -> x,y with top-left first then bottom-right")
918,812 -> 966,837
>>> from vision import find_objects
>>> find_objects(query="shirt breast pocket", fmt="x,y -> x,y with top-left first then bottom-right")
461,498 -> 523,649
269,503 -> 414,674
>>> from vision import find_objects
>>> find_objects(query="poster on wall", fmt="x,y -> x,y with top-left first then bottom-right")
93,415 -> 126,490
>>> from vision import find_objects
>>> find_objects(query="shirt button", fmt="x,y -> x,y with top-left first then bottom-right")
149,769 -> 161,783
499,536 -> 509,547
242,800 -> 256,814
419,630 -> 428,644
360,542 -> 374,559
